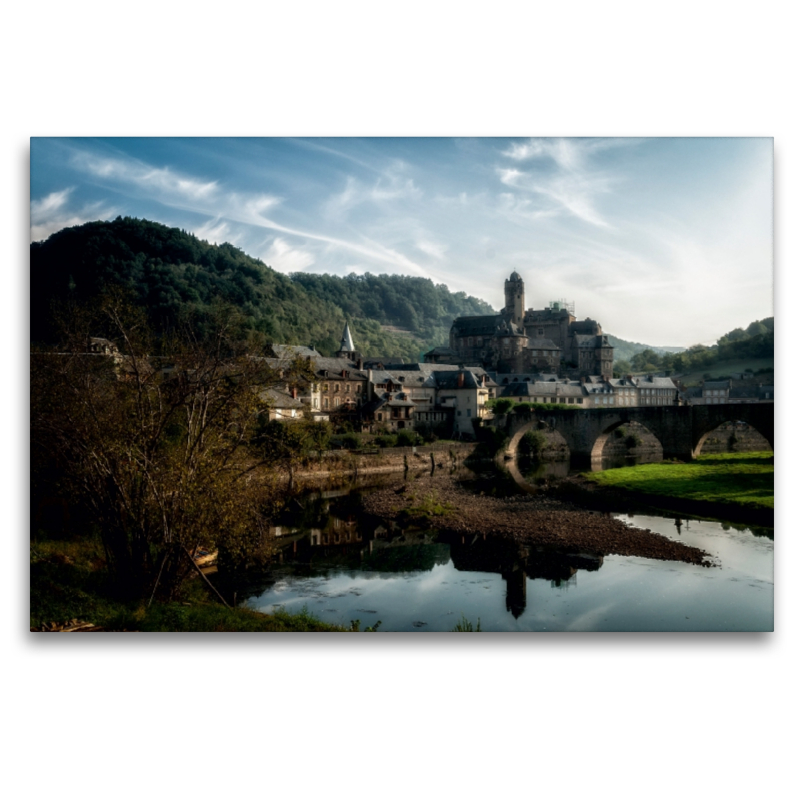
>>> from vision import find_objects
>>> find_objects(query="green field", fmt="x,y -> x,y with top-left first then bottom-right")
585,452 -> 774,513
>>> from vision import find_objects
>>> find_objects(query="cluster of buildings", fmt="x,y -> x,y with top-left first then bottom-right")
84,270 -> 773,439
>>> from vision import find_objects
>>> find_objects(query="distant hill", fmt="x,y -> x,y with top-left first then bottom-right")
29,217 -> 494,361
606,335 -> 685,363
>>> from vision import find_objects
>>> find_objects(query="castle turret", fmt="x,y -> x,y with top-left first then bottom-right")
504,271 -> 525,326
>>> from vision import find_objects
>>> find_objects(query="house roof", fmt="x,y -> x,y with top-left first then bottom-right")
259,388 -> 304,409
270,344 -> 320,359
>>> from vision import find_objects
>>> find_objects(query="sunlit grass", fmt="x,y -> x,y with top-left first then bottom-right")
585,451 -> 773,511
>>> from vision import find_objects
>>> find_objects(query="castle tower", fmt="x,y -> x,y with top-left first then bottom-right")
504,271 -> 525,326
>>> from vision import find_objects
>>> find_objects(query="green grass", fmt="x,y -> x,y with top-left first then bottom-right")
30,538 -> 346,632
585,451 -> 774,512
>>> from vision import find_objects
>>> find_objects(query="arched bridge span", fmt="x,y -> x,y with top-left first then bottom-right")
495,403 -> 773,464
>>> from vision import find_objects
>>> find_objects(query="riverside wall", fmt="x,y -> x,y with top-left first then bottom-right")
292,442 -> 480,480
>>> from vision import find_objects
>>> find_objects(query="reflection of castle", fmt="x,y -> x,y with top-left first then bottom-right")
446,534 -> 603,618
435,271 -> 613,379
265,496 -> 605,618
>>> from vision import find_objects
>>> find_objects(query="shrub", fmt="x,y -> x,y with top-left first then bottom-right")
396,428 -> 421,447
374,434 -> 398,448
519,430 -> 547,457
489,398 -> 515,414
332,432 -> 361,450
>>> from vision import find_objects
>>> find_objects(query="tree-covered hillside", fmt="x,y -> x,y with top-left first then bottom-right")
612,318 -> 774,377
29,218 -> 493,360
606,335 -> 685,363
289,272 -> 494,354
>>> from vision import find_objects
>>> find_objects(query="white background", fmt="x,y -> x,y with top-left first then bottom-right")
5,2 -> 795,798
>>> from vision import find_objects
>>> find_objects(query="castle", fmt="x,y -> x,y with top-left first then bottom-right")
425,271 -> 613,378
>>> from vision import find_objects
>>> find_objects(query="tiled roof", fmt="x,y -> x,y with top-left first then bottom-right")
259,388 -> 304,409
270,344 -> 320,359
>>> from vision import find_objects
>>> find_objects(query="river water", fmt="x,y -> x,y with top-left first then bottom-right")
241,462 -> 774,632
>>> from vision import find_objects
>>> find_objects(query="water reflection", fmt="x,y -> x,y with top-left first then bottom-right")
237,465 -> 773,631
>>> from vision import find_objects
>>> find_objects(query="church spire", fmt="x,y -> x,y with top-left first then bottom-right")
339,322 -> 355,353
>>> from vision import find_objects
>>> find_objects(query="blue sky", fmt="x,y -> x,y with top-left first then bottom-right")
30,137 -> 773,346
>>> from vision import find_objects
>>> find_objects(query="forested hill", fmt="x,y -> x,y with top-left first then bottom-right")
29,217 -> 494,360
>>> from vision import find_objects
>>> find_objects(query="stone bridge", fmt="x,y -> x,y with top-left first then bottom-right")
492,403 -> 774,465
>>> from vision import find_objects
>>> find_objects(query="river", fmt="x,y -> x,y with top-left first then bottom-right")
239,460 -> 773,632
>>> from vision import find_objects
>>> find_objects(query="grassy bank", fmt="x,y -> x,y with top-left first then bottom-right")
583,451 -> 773,520
30,539 -> 346,632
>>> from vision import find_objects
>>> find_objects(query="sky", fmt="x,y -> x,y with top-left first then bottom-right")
30,137 -> 773,347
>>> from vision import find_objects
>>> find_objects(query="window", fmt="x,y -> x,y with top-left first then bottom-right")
346,384 -> 350,393
467,409 -> 472,417
334,397 -> 340,407
377,413 -> 382,421
468,337 -> 474,346
322,383 -> 329,392
323,398 -> 329,409
334,383 -> 340,392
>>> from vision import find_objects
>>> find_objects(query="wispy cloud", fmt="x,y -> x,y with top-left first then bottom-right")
415,239 -> 447,260
496,139 -> 624,228
66,147 -> 430,277
323,166 -> 422,220
30,188 -> 117,242
262,237 -> 316,273
73,152 -> 220,201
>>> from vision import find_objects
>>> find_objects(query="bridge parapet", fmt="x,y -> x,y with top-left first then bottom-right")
492,403 -> 773,465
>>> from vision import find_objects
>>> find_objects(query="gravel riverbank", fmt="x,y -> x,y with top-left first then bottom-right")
361,472 -> 713,566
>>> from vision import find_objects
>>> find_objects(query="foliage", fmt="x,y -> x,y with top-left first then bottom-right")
584,452 -> 774,511
451,614 -> 482,632
487,397 -> 515,414
31,217 -> 495,360
519,430 -> 547,457
348,619 -> 382,632
339,432 -> 363,450
30,538 -> 347,631
396,428 -> 422,447
611,318 -> 773,377
374,434 -> 398,448
254,416 -> 330,468
30,293 -> 309,600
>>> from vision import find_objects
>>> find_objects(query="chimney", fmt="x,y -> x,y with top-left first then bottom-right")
291,387 -> 297,399
357,358 -> 363,369
458,371 -> 464,388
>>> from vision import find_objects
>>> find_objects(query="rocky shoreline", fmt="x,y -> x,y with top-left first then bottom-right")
361,472 -> 714,567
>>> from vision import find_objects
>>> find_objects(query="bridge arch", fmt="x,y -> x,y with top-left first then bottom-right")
588,418 -> 664,461
692,416 -> 774,458
505,416 -> 570,460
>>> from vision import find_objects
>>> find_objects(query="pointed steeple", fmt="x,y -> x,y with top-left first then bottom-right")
340,322 -> 355,353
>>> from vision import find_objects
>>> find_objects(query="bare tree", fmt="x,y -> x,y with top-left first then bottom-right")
31,293 -> 314,599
